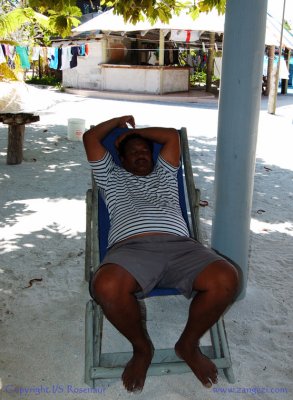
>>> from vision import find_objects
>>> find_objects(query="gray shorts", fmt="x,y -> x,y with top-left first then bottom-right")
93,235 -> 225,299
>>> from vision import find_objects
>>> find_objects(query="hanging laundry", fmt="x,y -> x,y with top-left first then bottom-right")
70,47 -> 78,68
78,45 -> 85,56
3,44 -> 11,57
47,47 -> 55,60
170,30 -> 202,43
15,46 -> 30,69
7,46 -> 16,69
48,47 -> 59,69
1,44 -> 7,57
148,51 -> 157,65
57,48 -> 62,70
31,47 -> 41,61
214,57 -> 222,79
0,45 -> 6,64
74,44 -> 89,57
60,46 -> 72,70
40,47 -> 46,58
278,58 -> 290,79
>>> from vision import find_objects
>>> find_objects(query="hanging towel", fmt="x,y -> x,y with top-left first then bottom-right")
1,44 -> 7,57
70,47 -> 78,68
61,46 -> 72,70
78,45 -> 85,56
15,46 -> 30,69
0,45 -> 6,64
31,47 -> 41,61
48,47 -> 59,69
170,30 -> 202,43
214,57 -> 222,79
57,48 -> 62,70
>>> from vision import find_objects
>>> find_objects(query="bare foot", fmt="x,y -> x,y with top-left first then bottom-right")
175,340 -> 218,388
122,342 -> 154,393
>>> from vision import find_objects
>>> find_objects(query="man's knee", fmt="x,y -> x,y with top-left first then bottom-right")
211,261 -> 239,300
90,263 -> 139,304
194,260 -> 240,299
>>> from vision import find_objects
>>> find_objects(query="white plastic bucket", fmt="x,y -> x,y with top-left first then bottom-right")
67,118 -> 86,141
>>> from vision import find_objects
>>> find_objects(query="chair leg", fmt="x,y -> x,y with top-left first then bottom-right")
210,322 -> 221,358
85,189 -> 93,282
85,301 -> 94,387
93,301 -> 104,367
217,318 -> 235,383
84,300 -> 105,389
210,318 -> 235,384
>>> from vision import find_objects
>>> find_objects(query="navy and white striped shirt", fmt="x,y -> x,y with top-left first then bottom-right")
89,151 -> 189,247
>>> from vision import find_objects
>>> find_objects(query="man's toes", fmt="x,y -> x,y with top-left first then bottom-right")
202,371 -> 218,388
204,380 -> 213,388
132,384 -> 143,394
122,369 -> 144,393
124,378 -> 143,393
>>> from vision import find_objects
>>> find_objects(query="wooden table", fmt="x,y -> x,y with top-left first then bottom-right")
0,113 -> 40,165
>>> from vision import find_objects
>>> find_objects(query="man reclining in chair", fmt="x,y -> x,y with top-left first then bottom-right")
83,115 -> 239,393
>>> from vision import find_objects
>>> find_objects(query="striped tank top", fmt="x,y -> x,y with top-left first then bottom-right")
89,151 -> 189,247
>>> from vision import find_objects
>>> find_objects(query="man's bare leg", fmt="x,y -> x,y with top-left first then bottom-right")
175,260 -> 239,388
91,263 -> 154,393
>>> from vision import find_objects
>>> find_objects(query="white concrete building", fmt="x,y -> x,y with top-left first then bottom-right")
62,36 -> 190,94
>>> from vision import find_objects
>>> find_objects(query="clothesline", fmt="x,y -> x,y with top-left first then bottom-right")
0,43 -> 90,71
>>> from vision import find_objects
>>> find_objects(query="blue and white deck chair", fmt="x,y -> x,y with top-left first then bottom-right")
84,127 -> 235,387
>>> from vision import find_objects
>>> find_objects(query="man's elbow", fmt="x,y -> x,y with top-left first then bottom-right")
82,129 -> 94,146
169,128 -> 179,136
168,129 -> 180,144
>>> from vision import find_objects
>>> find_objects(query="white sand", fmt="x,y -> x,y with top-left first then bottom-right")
0,88 -> 292,400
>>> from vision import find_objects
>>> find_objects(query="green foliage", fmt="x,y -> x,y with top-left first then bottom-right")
198,0 -> 225,14
190,70 -> 206,84
25,74 -> 62,86
47,6 -> 82,37
284,20 -> 291,31
179,49 -> 219,87
100,0 -> 226,24
190,70 -> 219,86
0,7 -> 49,39
28,0 -> 79,14
29,1 -> 82,38
0,1 -> 82,44
0,0 -> 18,13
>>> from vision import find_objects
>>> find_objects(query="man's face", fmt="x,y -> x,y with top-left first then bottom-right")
121,138 -> 153,176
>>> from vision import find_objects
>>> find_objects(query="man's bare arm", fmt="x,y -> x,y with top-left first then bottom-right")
133,127 -> 180,167
83,115 -> 135,161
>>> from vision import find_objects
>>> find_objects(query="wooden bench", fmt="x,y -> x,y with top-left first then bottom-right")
0,113 -> 40,165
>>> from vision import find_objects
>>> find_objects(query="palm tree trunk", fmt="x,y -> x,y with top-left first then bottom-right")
265,45 -> 275,96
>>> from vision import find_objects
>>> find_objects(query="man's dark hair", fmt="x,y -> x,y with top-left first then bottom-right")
117,133 -> 154,157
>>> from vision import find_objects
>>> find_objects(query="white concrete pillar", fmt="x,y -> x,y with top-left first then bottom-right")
211,0 -> 268,299
101,37 -> 108,63
159,29 -> 165,94
158,29 -> 165,66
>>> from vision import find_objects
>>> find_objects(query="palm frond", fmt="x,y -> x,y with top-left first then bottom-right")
0,7 -> 49,38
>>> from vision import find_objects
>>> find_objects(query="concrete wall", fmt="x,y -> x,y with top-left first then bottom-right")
62,38 -> 130,90
101,66 -> 189,94
161,68 -> 189,93
62,41 -> 106,90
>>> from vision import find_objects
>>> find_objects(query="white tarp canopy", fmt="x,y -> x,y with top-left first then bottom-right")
73,8 -> 293,49
265,13 -> 293,48
72,8 -> 225,34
